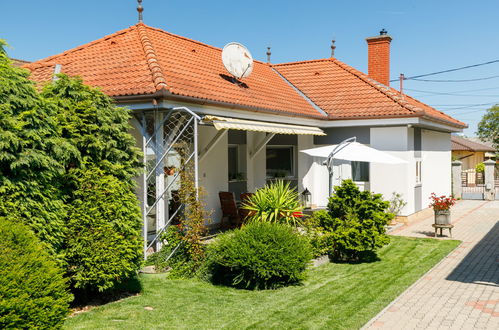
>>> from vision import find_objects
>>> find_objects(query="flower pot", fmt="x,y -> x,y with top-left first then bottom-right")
434,209 -> 451,225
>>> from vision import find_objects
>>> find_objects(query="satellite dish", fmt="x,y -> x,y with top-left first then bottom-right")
221,42 -> 253,79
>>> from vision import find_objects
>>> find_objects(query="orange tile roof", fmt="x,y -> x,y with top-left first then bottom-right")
24,24 -> 324,118
24,23 -> 466,128
273,59 -> 466,127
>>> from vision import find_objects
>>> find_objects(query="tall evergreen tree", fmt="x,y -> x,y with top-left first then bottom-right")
0,41 -> 76,253
41,75 -> 141,185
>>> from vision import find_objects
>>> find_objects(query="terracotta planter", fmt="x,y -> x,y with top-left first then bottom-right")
434,209 -> 451,225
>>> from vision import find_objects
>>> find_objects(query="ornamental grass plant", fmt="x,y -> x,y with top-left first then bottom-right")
241,180 -> 303,226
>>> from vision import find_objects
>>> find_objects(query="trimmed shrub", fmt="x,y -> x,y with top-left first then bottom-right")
0,217 -> 72,329
65,168 -> 143,293
318,180 -> 393,261
206,222 -> 312,289
317,180 -> 394,261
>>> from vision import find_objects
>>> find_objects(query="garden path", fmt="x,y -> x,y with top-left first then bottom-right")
364,200 -> 499,330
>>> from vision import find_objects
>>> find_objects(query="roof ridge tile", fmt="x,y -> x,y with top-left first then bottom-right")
136,23 -> 168,92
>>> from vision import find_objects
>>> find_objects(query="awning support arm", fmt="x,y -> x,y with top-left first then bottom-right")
250,133 -> 276,160
199,129 -> 228,162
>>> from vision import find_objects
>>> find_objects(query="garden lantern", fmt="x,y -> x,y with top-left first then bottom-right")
301,188 -> 312,209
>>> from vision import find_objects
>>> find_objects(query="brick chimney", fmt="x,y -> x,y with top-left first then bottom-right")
366,29 -> 392,86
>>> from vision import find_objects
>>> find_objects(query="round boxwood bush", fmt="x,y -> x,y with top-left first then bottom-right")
206,222 -> 312,290
0,217 -> 72,329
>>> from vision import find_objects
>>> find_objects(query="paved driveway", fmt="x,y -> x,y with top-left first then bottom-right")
364,200 -> 499,330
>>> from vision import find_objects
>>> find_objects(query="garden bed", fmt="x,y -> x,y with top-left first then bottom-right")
64,236 -> 459,329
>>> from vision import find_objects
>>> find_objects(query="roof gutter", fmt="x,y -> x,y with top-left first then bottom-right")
113,90 -> 466,129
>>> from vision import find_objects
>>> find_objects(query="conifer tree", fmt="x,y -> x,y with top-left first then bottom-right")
0,41 -> 75,253
41,75 -> 141,184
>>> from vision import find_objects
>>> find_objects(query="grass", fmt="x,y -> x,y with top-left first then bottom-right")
65,236 -> 460,329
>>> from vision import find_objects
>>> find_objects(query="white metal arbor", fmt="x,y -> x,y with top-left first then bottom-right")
133,107 -> 200,258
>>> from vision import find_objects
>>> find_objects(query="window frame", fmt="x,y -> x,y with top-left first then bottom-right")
351,161 -> 370,182
415,159 -> 422,185
265,145 -> 296,179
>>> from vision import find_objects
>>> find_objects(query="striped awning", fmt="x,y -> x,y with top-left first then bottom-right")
203,115 -> 325,136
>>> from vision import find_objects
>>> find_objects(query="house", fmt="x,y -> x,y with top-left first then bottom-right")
23,23 -> 466,252
451,135 -> 496,170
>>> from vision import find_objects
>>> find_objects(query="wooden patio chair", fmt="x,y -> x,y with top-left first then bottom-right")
218,192 -> 241,228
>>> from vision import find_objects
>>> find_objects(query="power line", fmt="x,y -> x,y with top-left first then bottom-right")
410,75 -> 499,83
389,58 -> 499,82
405,86 -> 499,95
405,88 -> 499,97
430,102 -> 499,110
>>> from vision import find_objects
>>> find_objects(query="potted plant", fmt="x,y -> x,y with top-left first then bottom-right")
429,193 -> 456,225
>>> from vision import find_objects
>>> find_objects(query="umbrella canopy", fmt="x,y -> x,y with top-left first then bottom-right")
300,142 -> 407,164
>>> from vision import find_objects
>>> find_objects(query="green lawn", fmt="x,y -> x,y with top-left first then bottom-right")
65,236 -> 459,330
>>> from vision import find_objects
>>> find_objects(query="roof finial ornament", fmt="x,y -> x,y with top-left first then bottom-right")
330,39 -> 336,57
266,46 -> 271,63
137,0 -> 144,23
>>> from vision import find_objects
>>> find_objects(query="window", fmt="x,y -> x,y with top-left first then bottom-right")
266,146 -> 294,178
351,161 -> 369,182
415,160 -> 422,184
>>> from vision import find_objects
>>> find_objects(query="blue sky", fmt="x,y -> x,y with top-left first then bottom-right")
2,0 -> 499,136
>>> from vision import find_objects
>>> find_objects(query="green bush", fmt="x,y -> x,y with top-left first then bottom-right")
0,217 -> 72,329
206,222 -> 312,289
65,168 -> 143,293
302,210 -> 330,258
320,180 -> 393,262
475,162 -> 485,173
242,180 -> 303,226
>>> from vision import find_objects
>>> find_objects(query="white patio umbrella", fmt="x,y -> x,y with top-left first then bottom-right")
300,137 -> 407,195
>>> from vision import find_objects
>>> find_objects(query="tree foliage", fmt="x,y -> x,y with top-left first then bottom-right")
0,41 -> 75,254
0,44 -> 144,295
41,75 -> 141,183
65,168 -> 143,293
477,105 -> 499,150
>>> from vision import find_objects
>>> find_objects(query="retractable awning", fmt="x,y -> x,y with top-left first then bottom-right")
203,115 -> 326,136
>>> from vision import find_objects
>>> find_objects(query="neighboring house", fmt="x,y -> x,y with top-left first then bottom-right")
451,135 -> 496,170
10,57 -> 30,67
23,23 -> 466,250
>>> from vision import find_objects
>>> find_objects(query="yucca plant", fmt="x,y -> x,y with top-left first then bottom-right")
242,180 -> 303,226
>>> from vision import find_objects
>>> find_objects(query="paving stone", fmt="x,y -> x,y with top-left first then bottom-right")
363,200 -> 499,330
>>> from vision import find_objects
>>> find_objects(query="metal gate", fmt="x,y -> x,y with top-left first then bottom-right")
461,169 -> 485,200
134,107 -> 200,258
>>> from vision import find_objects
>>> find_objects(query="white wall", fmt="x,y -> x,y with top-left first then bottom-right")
198,126 -> 228,224
246,131 -> 267,192
298,135 -> 314,192
370,126 -> 414,215
421,130 -> 452,203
